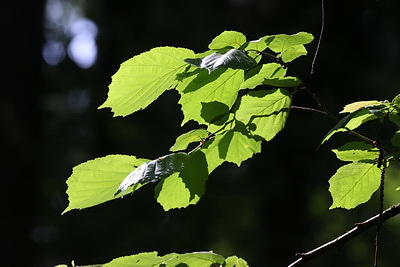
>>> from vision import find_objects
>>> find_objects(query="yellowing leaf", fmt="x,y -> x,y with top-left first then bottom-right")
340,100 -> 380,113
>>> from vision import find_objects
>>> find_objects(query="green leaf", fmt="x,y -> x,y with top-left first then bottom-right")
240,63 -> 286,89
225,256 -> 249,267
115,152 -> 190,196
389,113 -> 400,127
392,94 -> 400,107
178,68 -> 244,125
103,252 -> 164,266
208,30 -> 247,51
170,129 -> 209,152
185,49 -> 256,73
102,251 -> 225,267
340,100 -> 381,113
236,89 -> 292,141
263,75 -> 301,87
63,155 -> 148,214
322,107 -> 378,144
391,130 -> 400,147
155,151 -> 208,210
280,45 -> 308,62
200,134 -> 227,172
165,251 -> 225,266
332,142 -> 379,162
99,47 -> 194,117
265,32 -> 314,62
217,122 -> 262,166
155,173 -> 191,210
329,162 -> 381,209
244,37 -> 269,59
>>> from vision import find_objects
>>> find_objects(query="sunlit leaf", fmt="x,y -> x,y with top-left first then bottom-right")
170,129 -> 209,152
240,63 -> 286,89
392,94 -> 400,107
155,151 -> 208,210
200,134 -> 227,172
281,45 -> 308,62
332,142 -> 379,162
329,162 -> 381,209
178,68 -> 244,125
265,32 -> 314,62
115,152 -> 189,196
225,256 -> 249,267
244,36 -> 269,62
208,30 -> 247,50
340,100 -> 381,113
63,155 -> 148,214
236,89 -> 292,141
155,173 -> 191,210
217,122 -> 262,166
99,47 -> 194,116
322,108 -> 378,144
263,75 -> 300,87
102,251 -> 226,267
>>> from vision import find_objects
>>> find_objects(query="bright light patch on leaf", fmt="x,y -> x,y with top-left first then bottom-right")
115,152 -> 189,196
184,49 -> 256,73
329,162 -> 381,209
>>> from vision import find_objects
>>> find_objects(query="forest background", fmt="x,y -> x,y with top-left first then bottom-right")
2,0 -> 400,266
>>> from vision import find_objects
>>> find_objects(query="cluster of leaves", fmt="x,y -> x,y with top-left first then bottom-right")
63,31 -> 313,214
56,251 -> 248,267
61,29 -> 400,266
324,98 -> 400,209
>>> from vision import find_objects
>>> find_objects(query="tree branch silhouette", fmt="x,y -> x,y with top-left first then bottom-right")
288,203 -> 400,266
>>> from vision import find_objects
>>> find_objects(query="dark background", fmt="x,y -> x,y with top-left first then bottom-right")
3,0 -> 400,266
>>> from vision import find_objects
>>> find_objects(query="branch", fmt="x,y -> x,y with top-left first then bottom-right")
291,105 -> 327,115
288,203 -> 400,266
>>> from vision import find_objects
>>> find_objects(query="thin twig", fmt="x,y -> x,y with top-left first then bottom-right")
374,161 -> 387,267
291,105 -> 327,115
288,203 -> 400,266
311,0 -> 325,75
